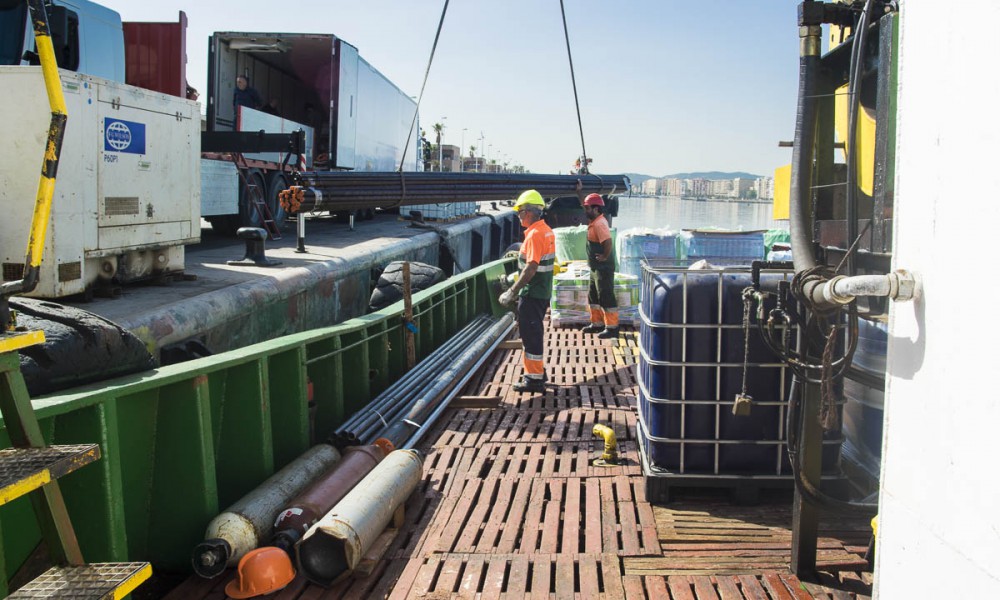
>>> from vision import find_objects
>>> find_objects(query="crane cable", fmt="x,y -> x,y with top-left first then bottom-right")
559,0 -> 589,172
399,0 -> 450,174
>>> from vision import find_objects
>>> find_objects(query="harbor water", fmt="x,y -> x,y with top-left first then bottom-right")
614,195 -> 785,233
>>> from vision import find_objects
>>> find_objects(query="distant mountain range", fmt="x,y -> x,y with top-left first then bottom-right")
623,171 -> 762,186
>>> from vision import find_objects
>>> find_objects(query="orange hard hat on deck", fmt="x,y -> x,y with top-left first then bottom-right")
583,193 -> 605,207
225,546 -> 296,599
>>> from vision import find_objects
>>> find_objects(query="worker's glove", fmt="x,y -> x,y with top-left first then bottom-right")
505,272 -> 518,285
499,289 -> 517,307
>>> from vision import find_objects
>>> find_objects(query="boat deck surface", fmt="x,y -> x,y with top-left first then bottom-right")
163,325 -> 873,600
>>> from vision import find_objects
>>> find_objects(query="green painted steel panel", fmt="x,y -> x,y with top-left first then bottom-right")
0,258 -> 515,583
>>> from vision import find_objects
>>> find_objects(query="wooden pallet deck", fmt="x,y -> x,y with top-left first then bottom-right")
161,325 -> 873,600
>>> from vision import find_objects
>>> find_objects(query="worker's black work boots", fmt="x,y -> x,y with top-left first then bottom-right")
513,376 -> 546,393
582,323 -> 604,334
597,327 -> 619,339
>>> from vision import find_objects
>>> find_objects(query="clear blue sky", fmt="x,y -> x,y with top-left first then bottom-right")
99,0 -> 800,177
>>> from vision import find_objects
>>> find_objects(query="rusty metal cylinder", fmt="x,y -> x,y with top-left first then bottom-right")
271,444 -> 386,552
191,444 -> 342,578
297,449 -> 423,587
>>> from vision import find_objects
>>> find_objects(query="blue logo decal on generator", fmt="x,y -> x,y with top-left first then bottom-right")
104,118 -> 146,154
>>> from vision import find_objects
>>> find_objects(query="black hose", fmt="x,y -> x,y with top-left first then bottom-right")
844,0 -> 874,276
787,375 -> 878,515
789,29 -> 822,273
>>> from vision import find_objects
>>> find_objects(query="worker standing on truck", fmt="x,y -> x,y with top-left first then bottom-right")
499,190 -> 556,394
233,75 -> 262,111
577,182 -> 619,339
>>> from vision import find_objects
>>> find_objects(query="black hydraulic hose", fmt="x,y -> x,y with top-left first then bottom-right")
787,376 -> 878,515
789,25 -> 822,273
844,0 -> 874,276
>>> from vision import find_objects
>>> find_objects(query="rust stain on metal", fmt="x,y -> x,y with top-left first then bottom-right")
192,375 -> 209,388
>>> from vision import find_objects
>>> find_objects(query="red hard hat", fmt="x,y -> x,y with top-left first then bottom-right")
583,193 -> 605,207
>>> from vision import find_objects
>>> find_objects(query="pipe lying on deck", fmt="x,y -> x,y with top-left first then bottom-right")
280,172 -> 630,214
377,314 -> 514,447
191,444 -> 342,578
297,449 -> 424,586
334,315 -> 511,447
271,444 -> 387,553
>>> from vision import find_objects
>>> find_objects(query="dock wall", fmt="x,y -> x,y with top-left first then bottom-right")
121,213 -> 518,359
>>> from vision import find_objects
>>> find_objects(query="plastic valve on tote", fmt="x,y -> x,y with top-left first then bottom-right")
225,546 -> 296,599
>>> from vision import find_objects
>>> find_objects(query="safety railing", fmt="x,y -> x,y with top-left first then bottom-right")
0,258 -> 512,582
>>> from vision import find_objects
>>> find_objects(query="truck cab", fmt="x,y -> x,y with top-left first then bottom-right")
0,0 -> 125,82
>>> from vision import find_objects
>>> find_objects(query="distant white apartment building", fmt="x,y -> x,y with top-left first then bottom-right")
732,178 -> 755,198
755,176 -> 774,200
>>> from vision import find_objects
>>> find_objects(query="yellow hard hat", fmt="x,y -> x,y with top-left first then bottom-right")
513,189 -> 545,211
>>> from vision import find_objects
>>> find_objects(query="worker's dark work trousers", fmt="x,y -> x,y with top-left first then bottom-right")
517,296 -> 548,380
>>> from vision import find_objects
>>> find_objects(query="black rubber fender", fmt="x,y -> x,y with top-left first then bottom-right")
369,261 -> 444,311
10,298 -> 156,396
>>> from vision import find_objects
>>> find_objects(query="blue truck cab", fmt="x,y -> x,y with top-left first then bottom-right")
0,0 -> 125,82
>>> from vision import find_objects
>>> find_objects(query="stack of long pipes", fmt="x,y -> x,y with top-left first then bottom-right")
334,313 -> 514,449
193,312 -> 514,583
280,172 -> 630,214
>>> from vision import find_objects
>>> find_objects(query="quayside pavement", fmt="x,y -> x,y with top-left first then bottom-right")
163,322 -> 873,599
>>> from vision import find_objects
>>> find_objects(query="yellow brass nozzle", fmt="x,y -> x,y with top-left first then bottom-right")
592,424 -> 618,465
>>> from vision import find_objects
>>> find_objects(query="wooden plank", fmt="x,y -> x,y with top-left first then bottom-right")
555,555 -> 575,600
454,478 -> 498,553
713,575 -> 746,600
563,478 -> 581,554
585,477 -> 603,553
519,480 -> 547,553
667,575 -> 697,600
579,554 -> 600,600
433,555 -> 464,595
776,573 -> 814,600
452,395 -> 502,408
760,572 -> 795,600
737,575 -> 770,600
623,575 -> 646,599
644,575 -> 670,600
457,555 -> 486,600
692,576 -> 722,600
530,557 -> 551,600
540,483 -> 563,553
496,476 -> 534,553
506,555 -> 530,598
601,554 -> 626,600
479,556 -> 508,600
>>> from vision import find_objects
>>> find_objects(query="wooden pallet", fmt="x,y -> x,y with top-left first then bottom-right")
163,324 -> 872,599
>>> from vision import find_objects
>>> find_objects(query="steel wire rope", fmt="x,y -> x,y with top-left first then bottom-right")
395,0 -> 450,214
559,0 -> 589,171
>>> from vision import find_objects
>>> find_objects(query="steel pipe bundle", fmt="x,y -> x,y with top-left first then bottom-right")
333,313 -> 514,447
280,172 -> 630,214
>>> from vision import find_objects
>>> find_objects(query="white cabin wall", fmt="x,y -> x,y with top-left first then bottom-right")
876,1 -> 1000,596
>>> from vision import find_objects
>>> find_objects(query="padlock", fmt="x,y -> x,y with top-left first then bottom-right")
732,393 -> 753,416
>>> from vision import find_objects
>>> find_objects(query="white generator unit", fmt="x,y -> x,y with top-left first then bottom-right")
0,66 -> 200,298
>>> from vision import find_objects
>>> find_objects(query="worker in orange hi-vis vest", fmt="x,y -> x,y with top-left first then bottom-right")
498,190 -> 556,394
577,183 -> 618,339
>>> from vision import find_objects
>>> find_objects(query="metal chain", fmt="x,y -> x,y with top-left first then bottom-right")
740,287 -> 754,396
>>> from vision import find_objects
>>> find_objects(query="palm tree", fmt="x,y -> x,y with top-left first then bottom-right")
468,145 -> 476,159
432,122 -> 445,171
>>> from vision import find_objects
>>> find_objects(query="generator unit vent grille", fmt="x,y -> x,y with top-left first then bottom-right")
104,197 -> 140,216
2,263 -> 24,282
58,262 -> 82,282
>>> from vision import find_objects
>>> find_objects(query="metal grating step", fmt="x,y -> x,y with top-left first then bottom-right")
0,444 -> 101,506
8,562 -> 151,599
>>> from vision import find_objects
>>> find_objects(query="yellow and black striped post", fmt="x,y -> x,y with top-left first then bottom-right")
0,0 -> 69,335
